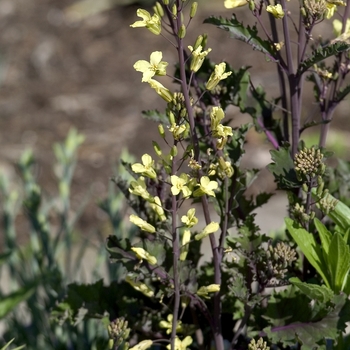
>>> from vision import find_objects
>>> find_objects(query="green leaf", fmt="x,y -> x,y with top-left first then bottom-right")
51,280 -> 122,325
0,285 -> 36,319
335,83 -> 350,103
0,339 -> 25,350
298,42 -> 350,74
0,251 -> 12,267
312,189 -> 350,232
142,109 -> 168,125
204,15 -> 275,57
289,277 -> 334,303
328,232 -> 350,293
264,289 -> 347,348
264,304 -> 341,349
285,218 -> 330,287
267,144 -> 301,189
314,218 -> 332,256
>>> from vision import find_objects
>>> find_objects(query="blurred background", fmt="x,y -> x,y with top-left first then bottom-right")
0,0 -> 349,239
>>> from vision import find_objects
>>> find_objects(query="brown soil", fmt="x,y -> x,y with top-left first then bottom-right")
0,0 -> 348,240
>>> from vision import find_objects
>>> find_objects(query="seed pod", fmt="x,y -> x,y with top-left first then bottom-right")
178,24 -> 186,39
190,2 -> 198,18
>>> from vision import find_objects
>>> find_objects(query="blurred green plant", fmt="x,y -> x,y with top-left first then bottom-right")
0,339 -> 25,350
0,129 -> 134,349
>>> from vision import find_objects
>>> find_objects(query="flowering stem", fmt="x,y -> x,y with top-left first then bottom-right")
171,146 -> 180,350
174,20 -> 224,348
281,0 -> 300,157
201,195 -> 224,350
319,0 -> 350,147
266,12 -> 289,142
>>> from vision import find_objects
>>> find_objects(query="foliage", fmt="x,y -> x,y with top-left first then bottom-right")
0,130 -> 132,349
2,0 -> 350,349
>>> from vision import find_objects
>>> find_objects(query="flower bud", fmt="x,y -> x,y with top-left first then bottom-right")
171,145 -> 178,157
158,124 -> 165,138
172,4 -> 177,17
154,2 -> 164,17
178,24 -> 186,39
317,178 -> 324,197
153,141 -> 162,156
168,111 -> 176,125
193,35 -> 203,50
302,183 -> 308,193
248,0 -> 255,11
201,33 -> 208,49
190,2 -> 198,18
162,0 -> 169,4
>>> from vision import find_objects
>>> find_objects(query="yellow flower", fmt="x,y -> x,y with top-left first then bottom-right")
169,123 -> 187,140
132,154 -> 157,179
134,51 -> 168,82
205,62 -> 232,91
197,284 -> 220,298
195,222 -> 220,240
333,19 -> 350,37
148,79 -> 173,102
188,45 -> 212,72
181,208 -> 198,228
193,176 -> 218,197
130,9 -> 161,35
159,314 -> 183,334
171,174 -> 192,197
210,106 -> 225,132
325,2 -> 336,18
180,229 -> 191,261
224,0 -> 248,8
129,340 -> 153,350
209,107 -> 232,149
215,125 -> 233,150
218,157 -> 234,179
129,214 -> 156,233
214,124 -> 233,139
266,4 -> 285,19
166,336 -> 193,350
129,176 -> 153,202
150,196 -> 166,221
131,247 -> 157,265
125,275 -> 154,297
274,41 -> 284,51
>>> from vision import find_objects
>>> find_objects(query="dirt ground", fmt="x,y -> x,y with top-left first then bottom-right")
0,0 -> 349,240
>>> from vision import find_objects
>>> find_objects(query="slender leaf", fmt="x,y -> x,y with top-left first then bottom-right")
285,218 -> 330,287
335,84 -> 350,103
299,42 -> 350,74
0,285 -> 36,319
204,15 -> 275,57
328,232 -> 350,293
0,339 -> 25,350
314,218 -> 332,256
0,251 -> 12,267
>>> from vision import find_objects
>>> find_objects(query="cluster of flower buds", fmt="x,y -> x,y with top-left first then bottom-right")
292,202 -> 316,223
108,317 -> 130,350
265,242 -> 297,279
248,337 -> 270,350
302,0 -> 327,23
294,147 -> 325,181
318,194 -> 338,214
257,242 -> 297,282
